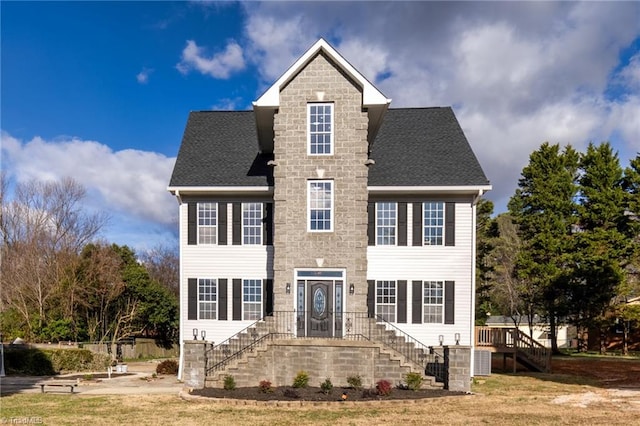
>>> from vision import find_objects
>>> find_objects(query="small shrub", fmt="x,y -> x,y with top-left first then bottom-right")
83,373 -> 94,381
404,372 -> 423,391
320,377 -> 333,394
223,375 -> 236,390
376,379 -> 393,396
292,370 -> 309,388
258,379 -> 273,393
283,388 -> 300,399
346,374 -> 363,390
156,359 -> 179,375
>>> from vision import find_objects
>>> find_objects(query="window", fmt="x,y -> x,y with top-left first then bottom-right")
199,278 -> 217,319
308,180 -> 333,231
243,279 -> 262,320
423,281 -> 443,323
376,280 -> 396,322
198,202 -> 217,244
242,203 -> 262,245
308,103 -> 333,155
423,202 -> 444,245
376,202 -> 397,245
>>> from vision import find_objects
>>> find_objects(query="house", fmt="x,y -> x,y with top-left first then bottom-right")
168,39 -> 491,391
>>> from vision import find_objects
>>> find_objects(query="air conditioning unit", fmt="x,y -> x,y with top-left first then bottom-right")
474,349 -> 492,376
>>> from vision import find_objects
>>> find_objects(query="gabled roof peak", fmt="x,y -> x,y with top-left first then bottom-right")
253,38 -> 391,108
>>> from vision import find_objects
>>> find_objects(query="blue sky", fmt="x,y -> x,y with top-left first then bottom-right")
2,1 -> 639,252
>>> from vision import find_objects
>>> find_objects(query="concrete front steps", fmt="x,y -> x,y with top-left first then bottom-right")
205,337 -> 442,390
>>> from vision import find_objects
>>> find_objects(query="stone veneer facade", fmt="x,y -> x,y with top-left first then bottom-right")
272,51 -> 370,313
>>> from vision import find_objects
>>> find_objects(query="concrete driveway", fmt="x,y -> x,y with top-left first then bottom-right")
0,361 -> 184,396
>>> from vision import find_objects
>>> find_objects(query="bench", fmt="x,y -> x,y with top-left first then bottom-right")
38,381 -> 78,393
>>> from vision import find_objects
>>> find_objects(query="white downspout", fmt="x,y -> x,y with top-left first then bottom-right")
470,189 -> 484,377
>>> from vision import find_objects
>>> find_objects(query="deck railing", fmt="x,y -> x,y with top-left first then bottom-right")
475,326 -> 551,373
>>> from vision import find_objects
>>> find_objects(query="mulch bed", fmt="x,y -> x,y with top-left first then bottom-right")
192,386 -> 461,402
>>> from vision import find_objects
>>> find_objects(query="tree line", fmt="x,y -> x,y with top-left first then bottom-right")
0,175 -> 179,344
477,142 -> 640,354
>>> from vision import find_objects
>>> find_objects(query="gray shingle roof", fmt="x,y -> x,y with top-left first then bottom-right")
169,111 -> 273,187
369,108 -> 489,186
169,108 -> 489,188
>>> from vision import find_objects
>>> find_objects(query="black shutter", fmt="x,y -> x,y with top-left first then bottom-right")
367,280 -> 375,318
232,203 -> 242,245
398,203 -> 407,246
218,279 -> 228,320
188,203 -> 197,245
412,202 -> 422,246
412,280 -> 422,323
188,278 -> 197,320
445,202 -> 455,246
264,279 -> 273,316
367,202 -> 375,246
444,281 -> 455,324
397,280 -> 407,323
263,203 -> 273,246
218,203 -> 227,245
232,278 -> 242,320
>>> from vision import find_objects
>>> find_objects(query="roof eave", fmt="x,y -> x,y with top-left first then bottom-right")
168,186 -> 274,197
254,39 -> 390,109
367,185 -> 492,195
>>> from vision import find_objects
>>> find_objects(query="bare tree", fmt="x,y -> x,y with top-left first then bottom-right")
140,244 -> 179,298
488,214 -> 533,333
0,177 -> 108,339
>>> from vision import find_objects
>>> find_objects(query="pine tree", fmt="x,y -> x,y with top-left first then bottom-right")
572,142 -> 628,353
508,142 -> 579,353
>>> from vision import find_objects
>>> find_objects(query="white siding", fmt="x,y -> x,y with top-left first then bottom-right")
368,201 -> 474,347
178,202 -> 273,356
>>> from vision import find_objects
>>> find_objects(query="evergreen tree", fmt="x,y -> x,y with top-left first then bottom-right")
572,142 -> 628,352
475,198 -> 495,324
508,142 -> 579,353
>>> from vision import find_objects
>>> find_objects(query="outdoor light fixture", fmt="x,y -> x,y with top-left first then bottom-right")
349,283 -> 355,295
454,333 -> 460,345
286,283 -> 291,294
192,328 -> 198,340
201,330 -> 206,341
438,335 -> 444,346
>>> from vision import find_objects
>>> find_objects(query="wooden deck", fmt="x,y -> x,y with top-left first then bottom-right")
475,327 -> 552,373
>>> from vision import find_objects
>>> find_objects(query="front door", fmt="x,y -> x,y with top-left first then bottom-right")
307,281 -> 333,337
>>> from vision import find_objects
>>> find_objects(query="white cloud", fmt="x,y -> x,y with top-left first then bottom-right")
618,53 -> 640,92
176,39 -> 245,79
211,97 -> 245,111
240,1 -> 640,212
136,67 -> 153,84
1,131 -> 177,230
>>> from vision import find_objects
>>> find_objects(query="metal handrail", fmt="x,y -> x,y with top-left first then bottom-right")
205,312 -> 296,375
342,312 -> 437,379
205,310 -> 441,380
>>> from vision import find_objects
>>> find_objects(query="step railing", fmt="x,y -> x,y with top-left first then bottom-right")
205,311 -> 440,380
514,329 -> 551,373
205,312 -> 295,376
343,312 -> 437,379
425,345 -> 446,383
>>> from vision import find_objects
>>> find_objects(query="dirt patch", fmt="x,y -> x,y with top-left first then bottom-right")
192,386 -> 462,402
551,357 -> 640,388
493,355 -> 640,388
